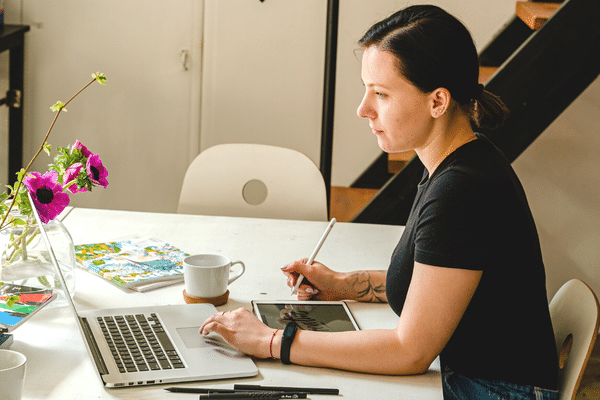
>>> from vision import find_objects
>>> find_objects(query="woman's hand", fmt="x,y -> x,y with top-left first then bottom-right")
281,259 -> 350,301
199,308 -> 278,359
282,259 -> 388,302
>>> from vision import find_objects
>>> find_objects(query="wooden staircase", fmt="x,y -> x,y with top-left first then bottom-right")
334,0 -> 600,225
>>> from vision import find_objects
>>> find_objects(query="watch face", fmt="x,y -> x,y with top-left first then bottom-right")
284,322 -> 296,336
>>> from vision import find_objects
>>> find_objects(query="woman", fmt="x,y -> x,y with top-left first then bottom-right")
200,5 -> 558,399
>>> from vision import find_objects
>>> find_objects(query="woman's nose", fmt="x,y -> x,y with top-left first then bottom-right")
357,95 -> 374,119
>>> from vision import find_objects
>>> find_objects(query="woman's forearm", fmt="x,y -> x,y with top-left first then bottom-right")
272,328 -> 430,375
342,270 -> 387,302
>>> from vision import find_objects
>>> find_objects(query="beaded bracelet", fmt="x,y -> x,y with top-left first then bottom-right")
269,329 -> 280,359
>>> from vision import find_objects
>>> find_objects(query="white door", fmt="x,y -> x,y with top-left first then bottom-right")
200,0 -> 326,167
21,0 -> 202,213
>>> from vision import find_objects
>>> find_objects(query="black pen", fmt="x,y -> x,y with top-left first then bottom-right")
165,387 -> 238,393
234,384 -> 339,395
199,392 -> 307,399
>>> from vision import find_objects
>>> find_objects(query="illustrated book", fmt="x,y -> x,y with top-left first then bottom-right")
74,237 -> 189,292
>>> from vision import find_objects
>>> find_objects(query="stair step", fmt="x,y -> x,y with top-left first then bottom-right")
388,151 -> 415,174
516,1 -> 560,30
479,66 -> 498,83
330,186 -> 378,222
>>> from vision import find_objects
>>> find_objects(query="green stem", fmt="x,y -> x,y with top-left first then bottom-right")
21,235 -> 27,260
63,180 -> 77,190
5,224 -> 30,264
3,219 -> 38,266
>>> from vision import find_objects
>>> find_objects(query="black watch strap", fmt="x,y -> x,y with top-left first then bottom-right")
280,321 -> 298,365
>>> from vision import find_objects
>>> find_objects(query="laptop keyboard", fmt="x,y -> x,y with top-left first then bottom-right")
97,313 -> 185,373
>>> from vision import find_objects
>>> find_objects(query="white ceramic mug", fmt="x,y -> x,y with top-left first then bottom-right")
0,350 -> 27,400
184,254 -> 245,298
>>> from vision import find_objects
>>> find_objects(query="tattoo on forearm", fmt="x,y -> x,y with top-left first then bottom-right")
347,270 -> 387,302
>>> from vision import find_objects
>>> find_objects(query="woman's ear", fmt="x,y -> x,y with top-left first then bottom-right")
430,88 -> 451,118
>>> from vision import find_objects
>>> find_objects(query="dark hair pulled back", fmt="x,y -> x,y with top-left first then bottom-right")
358,5 -> 509,129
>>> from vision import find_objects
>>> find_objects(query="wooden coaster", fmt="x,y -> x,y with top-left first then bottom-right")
183,289 -> 229,306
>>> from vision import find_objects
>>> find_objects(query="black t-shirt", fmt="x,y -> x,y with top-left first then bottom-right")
386,134 -> 558,390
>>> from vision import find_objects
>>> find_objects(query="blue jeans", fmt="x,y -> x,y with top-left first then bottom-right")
442,369 -> 558,400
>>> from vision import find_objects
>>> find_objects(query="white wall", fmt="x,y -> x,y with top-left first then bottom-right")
513,75 -> 600,300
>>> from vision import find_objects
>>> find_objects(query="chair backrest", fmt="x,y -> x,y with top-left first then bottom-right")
177,143 -> 328,221
549,279 -> 600,400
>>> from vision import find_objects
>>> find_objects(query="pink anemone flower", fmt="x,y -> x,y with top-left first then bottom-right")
71,140 -> 92,158
86,154 -> 109,188
23,171 -> 70,223
63,162 -> 88,194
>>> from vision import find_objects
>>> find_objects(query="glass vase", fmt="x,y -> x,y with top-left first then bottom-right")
0,211 -> 76,307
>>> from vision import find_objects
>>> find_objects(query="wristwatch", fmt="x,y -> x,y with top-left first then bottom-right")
280,321 -> 298,365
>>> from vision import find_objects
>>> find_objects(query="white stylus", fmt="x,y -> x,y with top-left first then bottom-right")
291,218 -> 336,295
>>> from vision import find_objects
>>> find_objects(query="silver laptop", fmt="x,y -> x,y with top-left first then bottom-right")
28,195 -> 258,388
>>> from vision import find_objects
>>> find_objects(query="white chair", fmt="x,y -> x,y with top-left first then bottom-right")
178,143 -> 328,221
549,279 -> 600,400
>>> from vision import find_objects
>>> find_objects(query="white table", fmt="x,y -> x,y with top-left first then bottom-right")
12,208 -> 442,399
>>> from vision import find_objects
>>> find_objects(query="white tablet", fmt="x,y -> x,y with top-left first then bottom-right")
251,300 -> 360,331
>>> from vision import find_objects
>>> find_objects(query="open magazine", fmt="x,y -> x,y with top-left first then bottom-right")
74,237 -> 189,292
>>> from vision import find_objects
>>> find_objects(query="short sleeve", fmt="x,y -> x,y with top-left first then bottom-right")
414,169 -> 492,270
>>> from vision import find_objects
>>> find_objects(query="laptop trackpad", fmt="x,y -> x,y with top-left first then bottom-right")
177,327 -> 229,349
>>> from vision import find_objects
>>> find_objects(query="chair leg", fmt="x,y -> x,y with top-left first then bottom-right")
575,333 -> 600,398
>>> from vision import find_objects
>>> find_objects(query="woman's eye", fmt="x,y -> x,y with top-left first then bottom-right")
375,92 -> 387,99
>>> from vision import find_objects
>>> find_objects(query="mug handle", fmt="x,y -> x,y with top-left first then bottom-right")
228,261 -> 245,284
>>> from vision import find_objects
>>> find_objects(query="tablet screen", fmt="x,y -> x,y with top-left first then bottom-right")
252,301 -> 359,331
